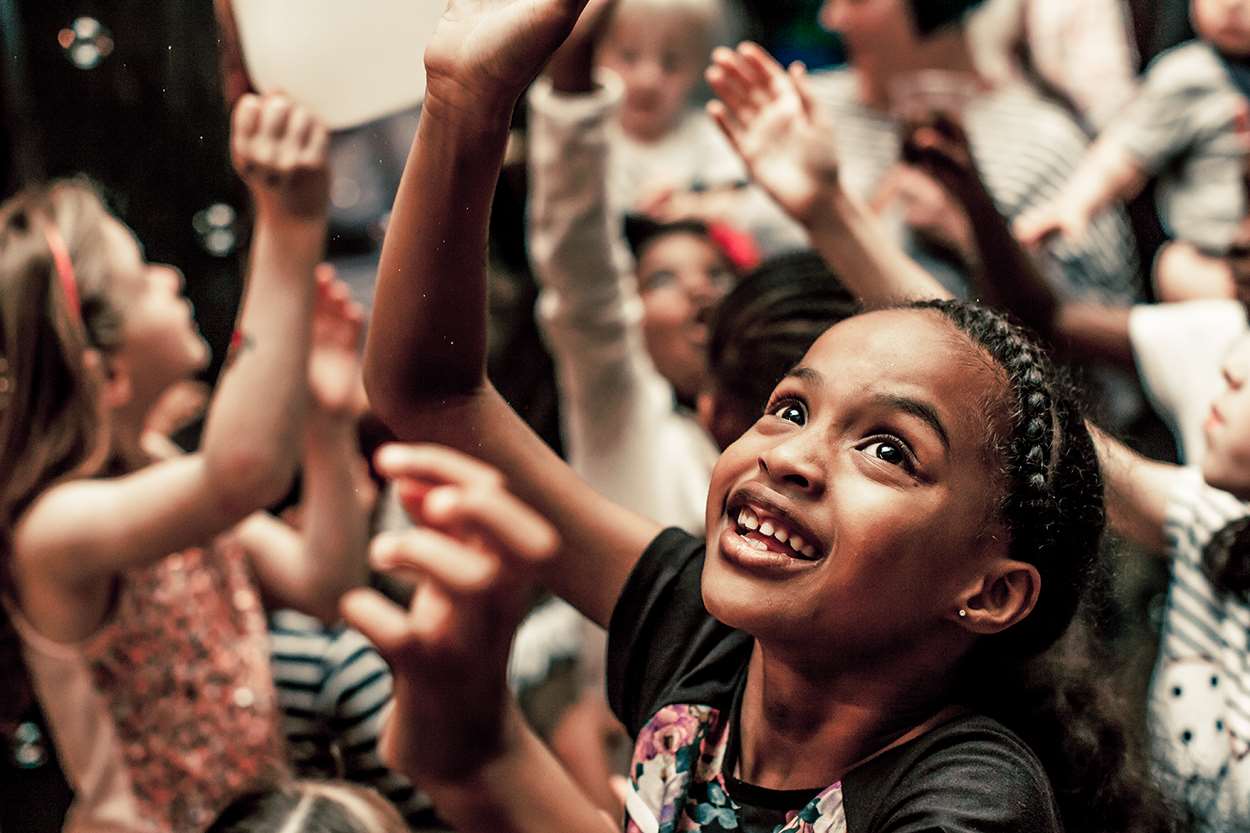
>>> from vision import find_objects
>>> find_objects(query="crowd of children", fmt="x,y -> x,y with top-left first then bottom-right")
6,0 -> 1250,831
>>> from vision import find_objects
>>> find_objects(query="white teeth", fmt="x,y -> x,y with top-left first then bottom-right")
789,535 -> 806,553
772,526 -> 789,544
742,509 -> 759,530
747,536 -> 769,551
801,544 -> 816,558
758,520 -> 775,536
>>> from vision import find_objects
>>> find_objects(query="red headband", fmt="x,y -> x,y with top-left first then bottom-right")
42,225 -> 82,326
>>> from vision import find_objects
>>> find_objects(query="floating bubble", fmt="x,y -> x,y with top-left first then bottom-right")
58,17 -> 114,70
192,203 -> 239,257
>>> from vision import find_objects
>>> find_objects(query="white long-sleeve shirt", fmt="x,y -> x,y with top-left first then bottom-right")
527,74 -> 718,534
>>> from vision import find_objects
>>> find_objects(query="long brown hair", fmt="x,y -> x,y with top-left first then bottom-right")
0,179 -> 127,731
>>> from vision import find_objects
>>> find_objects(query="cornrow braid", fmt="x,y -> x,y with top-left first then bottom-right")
901,300 -> 1176,833
906,298 -> 1102,656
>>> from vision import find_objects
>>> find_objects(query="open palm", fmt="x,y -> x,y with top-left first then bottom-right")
707,43 -> 839,225
424,0 -> 590,105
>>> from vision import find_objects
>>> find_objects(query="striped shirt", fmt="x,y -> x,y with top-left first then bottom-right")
1151,471 -> 1250,830
267,610 -> 435,826
805,69 -> 1142,303
1109,41 -> 1248,254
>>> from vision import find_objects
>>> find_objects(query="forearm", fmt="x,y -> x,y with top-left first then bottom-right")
298,414 -> 372,613
421,702 -> 618,833
955,180 -> 1059,331
365,92 -> 512,418
805,184 -> 951,306
203,213 -> 322,513
1091,424 -> 1174,553
529,75 -> 630,318
1056,139 -> 1147,219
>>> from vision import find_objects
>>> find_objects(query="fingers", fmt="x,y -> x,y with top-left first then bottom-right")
706,49 -> 758,122
340,587 -> 416,657
706,99 -> 745,156
230,93 -> 329,189
789,61 -> 814,117
375,443 -> 507,491
370,527 -> 502,593
421,483 -> 559,564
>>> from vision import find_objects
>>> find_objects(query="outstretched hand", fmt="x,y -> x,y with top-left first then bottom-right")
706,42 -> 840,226
423,0 -> 591,112
341,444 -> 559,783
1013,201 -> 1091,248
231,93 -> 330,222
308,264 -> 366,419
901,113 -> 982,200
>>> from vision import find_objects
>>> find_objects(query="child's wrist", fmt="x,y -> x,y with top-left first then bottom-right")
424,77 -> 521,134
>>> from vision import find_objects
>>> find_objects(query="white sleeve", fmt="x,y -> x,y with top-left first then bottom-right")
1130,300 -> 1247,463
526,74 -> 715,529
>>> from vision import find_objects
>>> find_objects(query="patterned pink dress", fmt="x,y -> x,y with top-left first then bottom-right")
8,534 -> 288,832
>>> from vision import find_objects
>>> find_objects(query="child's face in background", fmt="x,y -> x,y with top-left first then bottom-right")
597,5 -> 708,142
701,310 -> 1009,656
637,230 -> 735,402
1193,0 -> 1250,57
102,217 -> 210,396
820,0 -> 918,60
1203,332 -> 1250,498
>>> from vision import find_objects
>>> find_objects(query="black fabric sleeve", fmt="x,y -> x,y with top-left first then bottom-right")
606,528 -> 751,738
846,715 -> 1062,833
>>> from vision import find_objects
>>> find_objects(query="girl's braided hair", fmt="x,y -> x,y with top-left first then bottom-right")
908,299 -> 1178,833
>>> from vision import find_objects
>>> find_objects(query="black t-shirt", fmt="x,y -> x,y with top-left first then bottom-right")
607,528 -> 1063,833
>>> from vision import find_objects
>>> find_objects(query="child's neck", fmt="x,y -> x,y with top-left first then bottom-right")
735,636 -> 962,790
109,389 -> 165,471
853,29 -> 983,110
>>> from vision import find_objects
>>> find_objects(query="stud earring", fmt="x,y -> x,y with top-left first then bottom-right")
957,609 -> 967,618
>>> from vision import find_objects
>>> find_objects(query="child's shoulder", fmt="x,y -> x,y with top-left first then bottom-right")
849,713 -> 1059,829
1143,40 -> 1228,91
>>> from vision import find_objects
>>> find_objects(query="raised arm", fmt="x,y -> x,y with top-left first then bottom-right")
902,114 -> 1136,368
705,43 -> 948,306
239,267 -> 373,622
341,445 -> 617,833
1013,140 -> 1146,247
16,94 -> 327,589
363,0 -> 659,629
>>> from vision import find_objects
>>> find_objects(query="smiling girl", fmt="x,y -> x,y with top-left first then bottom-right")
354,2 -> 1171,831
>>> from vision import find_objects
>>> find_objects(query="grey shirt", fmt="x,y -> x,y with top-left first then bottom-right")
1110,41 -> 1247,253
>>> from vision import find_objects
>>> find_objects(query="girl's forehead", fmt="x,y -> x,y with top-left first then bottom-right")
802,310 -> 1005,418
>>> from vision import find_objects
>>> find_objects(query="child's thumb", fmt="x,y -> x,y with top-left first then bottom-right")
341,587 -> 417,659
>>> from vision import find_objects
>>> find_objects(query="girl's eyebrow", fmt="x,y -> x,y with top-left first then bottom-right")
872,393 -> 951,452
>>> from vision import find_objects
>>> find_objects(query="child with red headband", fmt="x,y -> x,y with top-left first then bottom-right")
0,93 -> 366,832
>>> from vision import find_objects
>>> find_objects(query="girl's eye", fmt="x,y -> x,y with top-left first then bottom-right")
640,270 -> 676,292
770,400 -> 807,425
862,438 -> 915,471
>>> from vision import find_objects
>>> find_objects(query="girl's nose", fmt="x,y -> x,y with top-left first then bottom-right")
758,437 -> 826,496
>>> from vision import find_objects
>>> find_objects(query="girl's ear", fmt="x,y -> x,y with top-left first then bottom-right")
950,560 -> 1041,636
94,352 -> 134,411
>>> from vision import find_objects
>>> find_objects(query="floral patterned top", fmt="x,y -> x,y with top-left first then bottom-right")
9,535 -> 287,833
608,529 -> 1061,833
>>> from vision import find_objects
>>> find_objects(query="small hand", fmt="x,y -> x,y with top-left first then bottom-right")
423,0 -> 591,112
875,165 -> 975,263
1013,200 -> 1090,248
308,264 -> 366,419
706,42 -> 839,226
340,444 -> 559,783
901,112 -> 981,200
231,93 -> 330,222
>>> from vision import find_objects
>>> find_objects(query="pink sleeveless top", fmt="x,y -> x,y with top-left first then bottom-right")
8,535 -> 288,832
